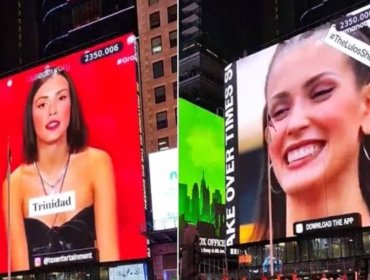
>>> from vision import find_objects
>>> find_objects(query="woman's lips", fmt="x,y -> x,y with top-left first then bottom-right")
45,120 -> 60,130
284,141 -> 325,167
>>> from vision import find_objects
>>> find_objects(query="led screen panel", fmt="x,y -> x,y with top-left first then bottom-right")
148,148 -> 178,230
0,32 -> 147,272
225,3 -> 370,245
179,98 -> 226,259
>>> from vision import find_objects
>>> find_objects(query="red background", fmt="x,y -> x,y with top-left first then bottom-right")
0,33 -> 148,272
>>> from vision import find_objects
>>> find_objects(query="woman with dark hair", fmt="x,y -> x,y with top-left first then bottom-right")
3,68 -> 118,271
253,24 -> 370,240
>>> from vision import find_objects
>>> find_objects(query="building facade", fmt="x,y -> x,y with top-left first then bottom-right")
136,0 -> 177,154
136,0 -> 178,279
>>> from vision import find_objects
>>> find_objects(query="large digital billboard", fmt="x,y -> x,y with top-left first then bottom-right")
148,148 -> 178,230
0,32 -> 147,272
225,3 -> 370,245
179,98 -> 225,260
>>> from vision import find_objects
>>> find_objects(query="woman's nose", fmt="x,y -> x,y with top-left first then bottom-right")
286,104 -> 310,136
48,101 -> 57,116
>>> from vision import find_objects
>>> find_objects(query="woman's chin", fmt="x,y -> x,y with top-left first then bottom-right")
281,177 -> 322,196
279,155 -> 327,195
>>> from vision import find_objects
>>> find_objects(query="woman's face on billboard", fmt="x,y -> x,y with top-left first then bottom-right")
265,39 -> 368,195
32,74 -> 71,145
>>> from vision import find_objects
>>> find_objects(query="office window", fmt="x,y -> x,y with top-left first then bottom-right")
173,81 -> 177,99
286,241 -> 298,263
153,60 -> 164,78
158,137 -> 169,151
171,56 -> 177,73
150,11 -> 160,29
167,5 -> 177,23
156,111 -> 168,129
151,36 -> 162,54
154,86 -> 166,104
148,0 -> 158,5
169,30 -> 177,48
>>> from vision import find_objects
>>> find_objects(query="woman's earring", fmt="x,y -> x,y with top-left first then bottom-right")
363,144 -> 370,161
268,163 -> 282,194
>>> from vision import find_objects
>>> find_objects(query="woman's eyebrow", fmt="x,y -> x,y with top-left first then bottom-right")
303,71 -> 337,89
268,71 -> 337,104
268,91 -> 289,105
34,96 -> 48,103
55,88 -> 68,95
34,88 -> 68,103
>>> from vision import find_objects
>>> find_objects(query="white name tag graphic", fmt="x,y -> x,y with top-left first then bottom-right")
29,191 -> 76,217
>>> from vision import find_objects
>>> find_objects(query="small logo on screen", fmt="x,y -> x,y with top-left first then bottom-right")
296,223 -> 303,234
34,257 -> 42,267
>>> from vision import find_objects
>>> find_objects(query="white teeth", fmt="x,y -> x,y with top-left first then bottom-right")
287,144 -> 321,164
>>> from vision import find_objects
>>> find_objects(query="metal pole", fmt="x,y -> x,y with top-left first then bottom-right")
224,241 -> 228,277
268,158 -> 274,277
7,139 -> 12,280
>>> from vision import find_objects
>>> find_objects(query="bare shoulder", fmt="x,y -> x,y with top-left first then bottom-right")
5,164 -> 34,192
80,147 -> 113,165
79,147 -> 114,185
87,146 -> 112,161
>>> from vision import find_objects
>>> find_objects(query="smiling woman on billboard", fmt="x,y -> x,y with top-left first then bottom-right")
251,23 -> 370,240
3,68 -> 118,271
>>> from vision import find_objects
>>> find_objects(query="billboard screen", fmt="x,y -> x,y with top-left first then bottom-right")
225,3 -> 370,245
0,32 -> 147,272
179,98 -> 225,259
148,148 -> 178,230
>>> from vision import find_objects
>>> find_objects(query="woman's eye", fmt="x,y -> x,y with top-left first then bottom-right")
312,87 -> 334,101
59,95 -> 67,101
37,103 -> 46,109
271,107 -> 289,121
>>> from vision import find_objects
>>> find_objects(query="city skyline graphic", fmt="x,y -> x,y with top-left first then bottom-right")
179,98 -> 225,240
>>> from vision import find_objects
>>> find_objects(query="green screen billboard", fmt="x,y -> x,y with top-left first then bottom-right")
179,98 -> 225,257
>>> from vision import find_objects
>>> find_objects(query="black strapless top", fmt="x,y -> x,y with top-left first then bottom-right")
24,205 -> 95,261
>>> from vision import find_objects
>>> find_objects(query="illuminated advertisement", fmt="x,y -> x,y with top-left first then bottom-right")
108,262 -> 148,280
0,32 -> 147,272
224,4 -> 370,245
148,148 -> 178,230
179,98 -> 226,256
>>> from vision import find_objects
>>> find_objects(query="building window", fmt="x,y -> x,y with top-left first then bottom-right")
169,30 -> 177,48
167,5 -> 177,23
153,60 -> 164,78
158,137 -> 169,151
151,36 -> 162,54
154,86 -> 166,104
148,0 -> 158,5
171,56 -> 177,73
173,81 -> 177,99
156,111 -> 168,129
150,11 -> 160,29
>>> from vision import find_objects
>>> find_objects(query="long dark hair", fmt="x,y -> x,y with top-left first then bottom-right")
253,24 -> 370,240
23,68 -> 87,163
